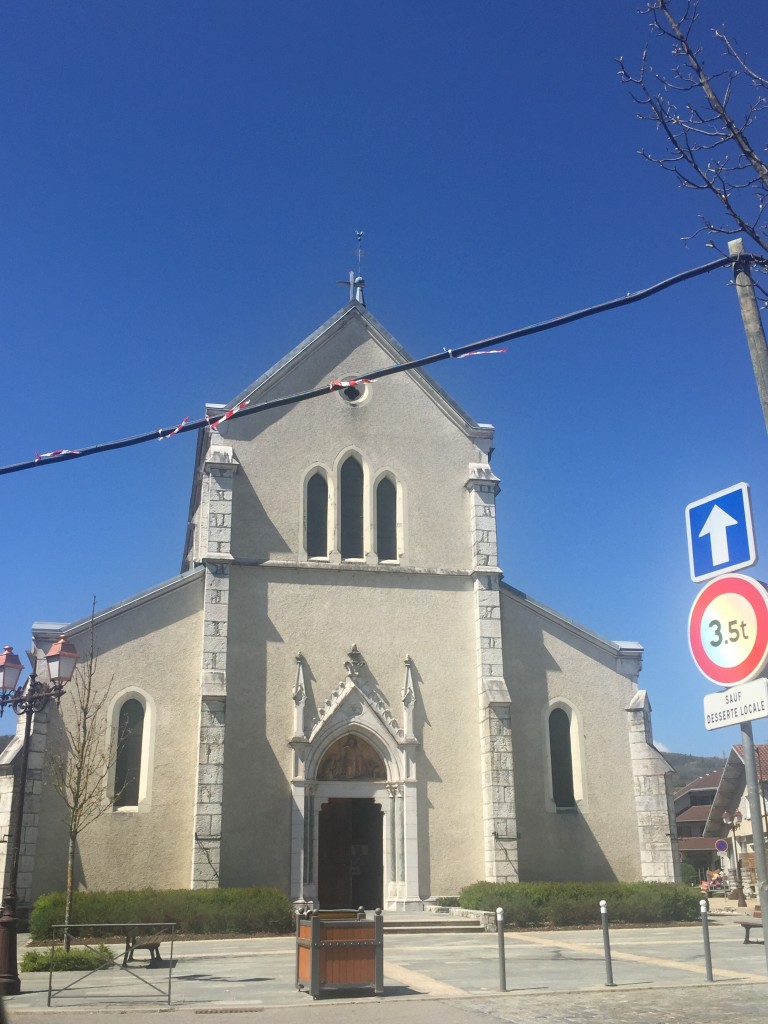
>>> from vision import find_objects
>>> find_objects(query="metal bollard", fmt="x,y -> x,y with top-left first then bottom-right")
700,899 -> 714,982
496,907 -> 506,992
599,900 -> 616,987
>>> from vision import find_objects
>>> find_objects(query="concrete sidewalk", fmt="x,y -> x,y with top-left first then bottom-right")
4,916 -> 766,1021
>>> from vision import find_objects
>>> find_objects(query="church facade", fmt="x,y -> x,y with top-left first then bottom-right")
0,300 -> 679,911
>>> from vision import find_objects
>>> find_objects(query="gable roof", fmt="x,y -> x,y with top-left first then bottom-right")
227,301 -> 494,443
182,301 -> 497,570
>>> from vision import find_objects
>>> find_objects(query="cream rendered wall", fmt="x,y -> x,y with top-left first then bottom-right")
501,588 -> 643,882
220,565 -> 484,896
30,576 -> 204,898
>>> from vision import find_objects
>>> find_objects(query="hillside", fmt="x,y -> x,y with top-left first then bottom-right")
665,752 -> 725,791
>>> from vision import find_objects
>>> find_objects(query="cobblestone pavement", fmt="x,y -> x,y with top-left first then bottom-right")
7,985 -> 767,1024
5,921 -> 766,1022
460,984 -> 768,1024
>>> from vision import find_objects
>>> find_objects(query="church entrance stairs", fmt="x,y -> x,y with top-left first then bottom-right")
383,911 -> 486,934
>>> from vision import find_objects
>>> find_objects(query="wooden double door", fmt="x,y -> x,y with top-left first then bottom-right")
317,797 -> 383,909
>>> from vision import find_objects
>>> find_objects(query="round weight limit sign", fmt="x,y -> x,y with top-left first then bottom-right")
688,573 -> 768,685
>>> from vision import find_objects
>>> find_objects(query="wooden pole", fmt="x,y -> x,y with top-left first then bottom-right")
728,239 -> 768,435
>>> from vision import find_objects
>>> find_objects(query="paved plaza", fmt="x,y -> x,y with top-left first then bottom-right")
3,916 -> 766,1024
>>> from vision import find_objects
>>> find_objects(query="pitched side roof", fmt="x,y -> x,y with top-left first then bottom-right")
676,805 -> 713,823
674,770 -> 724,800
500,580 -> 644,661
703,745 -> 768,835
733,743 -> 768,782
677,837 -> 720,852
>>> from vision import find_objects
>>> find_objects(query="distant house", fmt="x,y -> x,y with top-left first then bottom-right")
674,770 -> 724,877
709,744 -> 768,891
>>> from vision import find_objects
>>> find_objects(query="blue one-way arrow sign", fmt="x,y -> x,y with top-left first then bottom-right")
685,482 -> 757,582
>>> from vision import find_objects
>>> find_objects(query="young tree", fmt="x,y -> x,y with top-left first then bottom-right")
49,604 -> 123,950
619,1 -> 768,283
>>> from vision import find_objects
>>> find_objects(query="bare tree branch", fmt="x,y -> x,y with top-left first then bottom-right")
48,599 -> 126,949
618,1 -> 768,262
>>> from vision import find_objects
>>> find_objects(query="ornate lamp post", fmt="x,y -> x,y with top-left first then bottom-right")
722,809 -> 748,908
0,637 -> 78,996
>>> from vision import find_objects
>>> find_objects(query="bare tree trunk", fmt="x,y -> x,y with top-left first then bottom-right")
63,832 -> 76,953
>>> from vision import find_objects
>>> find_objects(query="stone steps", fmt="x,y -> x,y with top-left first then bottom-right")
383,914 -> 486,935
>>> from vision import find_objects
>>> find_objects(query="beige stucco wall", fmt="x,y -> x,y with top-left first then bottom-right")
31,574 -> 204,899
501,587 -> 643,882
220,563 -> 485,896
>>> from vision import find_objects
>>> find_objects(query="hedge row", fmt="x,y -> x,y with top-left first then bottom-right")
30,887 -> 294,941
22,944 -> 115,973
459,881 -> 700,927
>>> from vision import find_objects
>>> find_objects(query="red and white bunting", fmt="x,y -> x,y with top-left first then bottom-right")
454,348 -> 507,359
329,377 -> 372,390
158,416 -> 189,440
34,449 -> 81,462
210,400 -> 250,431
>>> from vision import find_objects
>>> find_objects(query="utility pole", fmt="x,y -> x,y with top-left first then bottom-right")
740,721 -> 768,977
728,239 -> 768,435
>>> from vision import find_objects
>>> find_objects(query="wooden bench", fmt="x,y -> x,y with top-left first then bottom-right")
734,905 -> 763,944
122,929 -> 165,967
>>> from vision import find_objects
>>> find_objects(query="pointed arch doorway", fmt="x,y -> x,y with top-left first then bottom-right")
290,699 -> 422,910
318,797 -> 383,908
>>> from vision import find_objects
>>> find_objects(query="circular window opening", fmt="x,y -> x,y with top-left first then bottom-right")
337,380 -> 369,406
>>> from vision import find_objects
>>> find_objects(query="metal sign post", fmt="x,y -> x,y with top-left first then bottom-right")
740,721 -> 768,976
686,483 -> 768,975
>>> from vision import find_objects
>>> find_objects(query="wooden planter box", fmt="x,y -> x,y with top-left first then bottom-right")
296,910 -> 384,998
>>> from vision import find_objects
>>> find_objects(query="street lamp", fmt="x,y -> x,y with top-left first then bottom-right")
0,637 -> 78,996
722,809 -> 748,908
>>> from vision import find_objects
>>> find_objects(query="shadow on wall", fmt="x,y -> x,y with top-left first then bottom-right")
61,572 -> 205,658
219,582 -> 290,890
501,587 -> 638,883
230,463 -> 292,561
518,811 -> 618,883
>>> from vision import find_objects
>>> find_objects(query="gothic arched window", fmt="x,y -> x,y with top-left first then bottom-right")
340,456 -> 364,559
548,707 -> 576,809
306,472 -> 328,557
114,698 -> 145,808
376,477 -> 397,561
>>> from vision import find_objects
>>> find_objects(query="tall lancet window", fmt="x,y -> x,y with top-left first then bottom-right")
340,456 -> 364,559
376,477 -> 397,561
548,708 -> 576,809
114,699 -> 145,808
306,472 -> 328,557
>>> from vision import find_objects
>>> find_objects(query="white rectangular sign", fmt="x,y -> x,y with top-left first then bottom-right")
703,677 -> 768,731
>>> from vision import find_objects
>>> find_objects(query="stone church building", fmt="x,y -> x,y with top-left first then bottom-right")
1,299 -> 679,911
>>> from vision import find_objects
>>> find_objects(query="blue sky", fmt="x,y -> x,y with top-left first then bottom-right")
2,1 -> 768,757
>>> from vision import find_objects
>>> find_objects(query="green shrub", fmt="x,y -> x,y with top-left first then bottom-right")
679,862 -> 699,887
547,897 -> 593,927
459,880 -> 699,927
30,887 -> 294,941
21,944 -> 115,973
